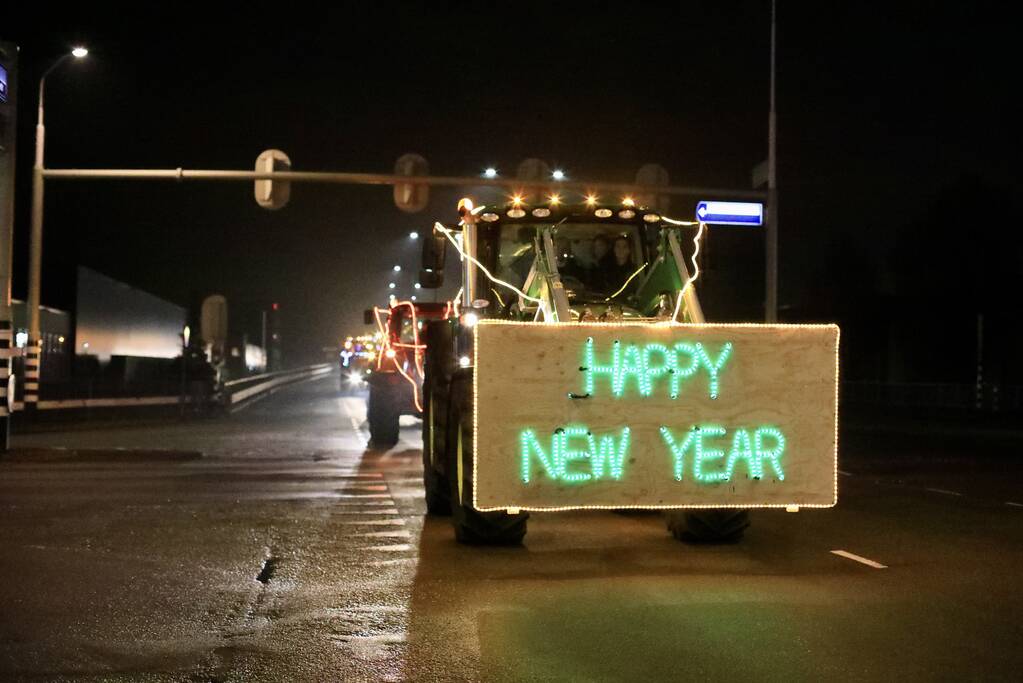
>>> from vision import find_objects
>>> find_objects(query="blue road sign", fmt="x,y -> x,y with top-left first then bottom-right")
695,201 -> 764,226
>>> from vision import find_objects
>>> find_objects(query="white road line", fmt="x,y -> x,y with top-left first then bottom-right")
339,519 -> 406,526
336,605 -> 407,614
338,493 -> 394,499
335,509 -> 400,515
332,633 -> 407,644
838,470 -> 852,477
1006,502 -> 1023,508
363,544 -> 413,552
353,530 -> 412,538
342,485 -> 389,492
333,501 -> 396,507
367,558 -> 416,567
831,549 -> 887,569
925,488 -> 963,497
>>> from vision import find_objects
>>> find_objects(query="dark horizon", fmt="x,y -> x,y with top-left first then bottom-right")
4,4 -> 1018,368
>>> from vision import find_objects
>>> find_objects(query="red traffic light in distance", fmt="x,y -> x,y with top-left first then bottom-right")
272,303 -> 280,311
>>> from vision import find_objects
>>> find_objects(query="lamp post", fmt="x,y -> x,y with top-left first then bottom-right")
25,46 -> 87,408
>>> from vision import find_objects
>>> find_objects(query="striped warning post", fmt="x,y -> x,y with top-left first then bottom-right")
0,319 -> 10,418
23,338 -> 40,406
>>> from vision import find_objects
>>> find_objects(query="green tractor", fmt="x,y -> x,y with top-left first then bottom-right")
419,197 -> 751,544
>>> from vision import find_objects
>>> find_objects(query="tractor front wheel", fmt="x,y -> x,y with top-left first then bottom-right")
447,372 -> 528,545
666,510 -> 750,543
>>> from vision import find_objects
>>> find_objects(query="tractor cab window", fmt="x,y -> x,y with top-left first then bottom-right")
494,223 -> 647,303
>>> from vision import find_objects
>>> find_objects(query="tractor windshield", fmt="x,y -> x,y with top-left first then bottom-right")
495,223 -> 648,303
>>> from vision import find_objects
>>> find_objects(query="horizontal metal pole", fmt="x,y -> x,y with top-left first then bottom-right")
42,168 -> 766,200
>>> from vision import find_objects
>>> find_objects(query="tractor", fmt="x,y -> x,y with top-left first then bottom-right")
417,196 -> 759,544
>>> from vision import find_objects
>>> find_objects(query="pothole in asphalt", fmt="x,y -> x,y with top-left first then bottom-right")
256,556 -> 277,584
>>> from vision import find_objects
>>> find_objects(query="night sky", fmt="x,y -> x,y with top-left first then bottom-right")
5,3 -> 1019,367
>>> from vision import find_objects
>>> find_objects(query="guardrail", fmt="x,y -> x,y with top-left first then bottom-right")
10,364 -> 334,413
224,364 -> 333,407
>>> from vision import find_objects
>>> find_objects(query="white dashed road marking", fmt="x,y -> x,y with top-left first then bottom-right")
925,488 -> 963,497
340,519 -> 406,526
831,549 -> 887,569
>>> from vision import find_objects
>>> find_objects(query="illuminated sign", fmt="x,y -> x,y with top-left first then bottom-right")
696,201 -> 764,226
0,64 -> 7,103
473,321 -> 839,511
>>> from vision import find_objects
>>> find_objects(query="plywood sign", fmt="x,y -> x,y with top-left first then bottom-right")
472,321 -> 839,511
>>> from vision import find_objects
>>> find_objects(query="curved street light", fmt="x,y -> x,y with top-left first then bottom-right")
25,47 -> 88,408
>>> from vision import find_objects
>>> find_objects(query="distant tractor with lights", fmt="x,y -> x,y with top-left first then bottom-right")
364,301 -> 449,447
417,197 -> 840,546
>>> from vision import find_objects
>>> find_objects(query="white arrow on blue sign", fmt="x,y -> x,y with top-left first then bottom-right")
695,201 -> 764,226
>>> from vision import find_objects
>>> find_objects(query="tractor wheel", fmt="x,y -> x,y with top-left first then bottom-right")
367,378 -> 401,447
666,510 -> 750,543
447,372 -> 528,545
421,321 -> 456,516
422,380 -> 451,515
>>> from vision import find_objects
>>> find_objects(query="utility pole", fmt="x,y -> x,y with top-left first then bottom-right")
765,0 -> 779,322
0,41 -> 18,449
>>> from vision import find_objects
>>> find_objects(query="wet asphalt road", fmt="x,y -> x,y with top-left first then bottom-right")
2,373 -> 1023,681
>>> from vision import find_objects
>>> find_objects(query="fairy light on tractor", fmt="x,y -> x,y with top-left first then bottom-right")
363,298 -> 449,447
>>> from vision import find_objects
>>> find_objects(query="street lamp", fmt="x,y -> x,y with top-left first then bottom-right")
25,46 -> 88,408
409,231 -> 419,240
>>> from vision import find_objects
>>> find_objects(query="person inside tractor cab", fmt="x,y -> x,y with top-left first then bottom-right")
585,234 -> 614,291
555,237 -> 585,282
605,235 -> 636,293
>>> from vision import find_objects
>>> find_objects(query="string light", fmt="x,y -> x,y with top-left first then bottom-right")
694,341 -> 732,399
433,222 -> 548,319
660,424 -> 786,483
519,425 -> 631,483
604,263 -> 647,301
670,221 -> 706,323
583,338 -> 732,399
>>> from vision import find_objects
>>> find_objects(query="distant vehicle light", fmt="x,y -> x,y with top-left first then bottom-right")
552,170 -> 566,181
414,282 -> 422,289
388,282 -> 396,289
409,231 -> 419,239
411,295 -> 418,301
71,46 -> 89,58
459,355 -> 471,367
393,265 -> 402,272
483,168 -> 498,178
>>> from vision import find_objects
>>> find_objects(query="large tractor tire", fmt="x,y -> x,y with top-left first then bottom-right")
447,372 -> 528,545
421,321 -> 456,516
367,375 -> 401,447
666,510 -> 750,543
